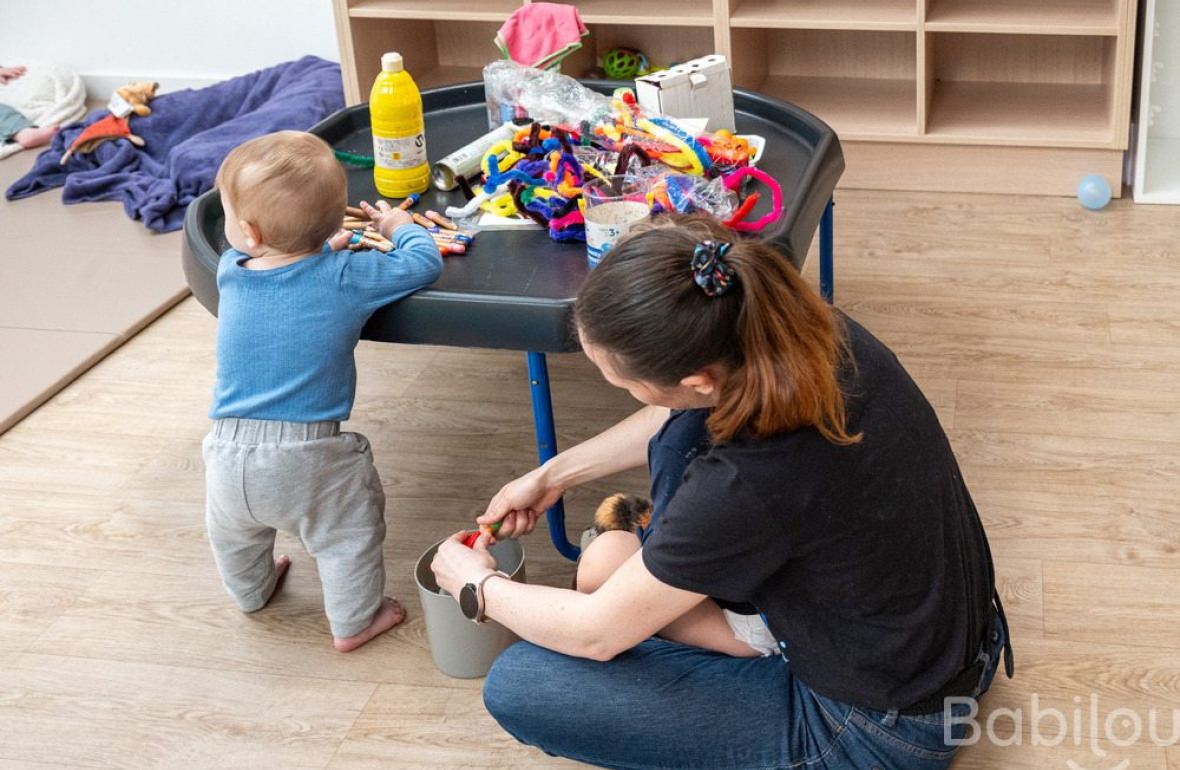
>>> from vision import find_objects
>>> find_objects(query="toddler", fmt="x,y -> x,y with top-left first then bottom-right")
204,130 -> 442,651
0,65 -> 59,149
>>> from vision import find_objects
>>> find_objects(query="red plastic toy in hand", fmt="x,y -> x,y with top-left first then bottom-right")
460,521 -> 503,549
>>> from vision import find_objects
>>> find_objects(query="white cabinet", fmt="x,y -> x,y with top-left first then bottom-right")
1134,0 -> 1180,203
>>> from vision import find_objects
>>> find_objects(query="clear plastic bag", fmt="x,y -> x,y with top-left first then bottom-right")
484,60 -> 611,129
626,166 -> 738,220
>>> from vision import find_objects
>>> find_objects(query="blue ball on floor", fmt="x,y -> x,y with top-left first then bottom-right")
1077,174 -> 1112,211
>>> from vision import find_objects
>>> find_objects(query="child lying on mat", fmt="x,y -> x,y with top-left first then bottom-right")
204,130 -> 441,651
0,66 -> 59,150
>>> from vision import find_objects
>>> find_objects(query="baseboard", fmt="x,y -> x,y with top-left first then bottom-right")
81,74 -> 221,101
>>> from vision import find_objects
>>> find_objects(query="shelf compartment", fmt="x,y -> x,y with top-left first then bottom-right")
559,24 -> 718,77
925,0 -> 1120,36
925,33 -> 1116,147
731,28 -> 918,139
345,18 -> 507,98
729,0 -> 917,30
544,0 -> 714,27
348,0 -> 520,22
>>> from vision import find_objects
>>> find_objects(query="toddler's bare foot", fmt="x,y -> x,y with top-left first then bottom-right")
258,555 -> 292,609
15,125 -> 59,149
333,597 -> 406,653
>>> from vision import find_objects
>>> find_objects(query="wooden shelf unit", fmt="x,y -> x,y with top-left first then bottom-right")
925,0 -> 1120,36
730,28 -> 919,140
728,0 -> 916,31
332,0 -> 1138,195
924,32 -> 1118,148
547,0 -> 716,27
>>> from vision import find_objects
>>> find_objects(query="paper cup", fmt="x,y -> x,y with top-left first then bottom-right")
583,176 -> 651,269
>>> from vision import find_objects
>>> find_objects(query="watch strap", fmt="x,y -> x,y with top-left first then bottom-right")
474,570 -> 509,623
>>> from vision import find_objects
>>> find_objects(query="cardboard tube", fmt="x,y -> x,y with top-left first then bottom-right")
431,122 -> 520,191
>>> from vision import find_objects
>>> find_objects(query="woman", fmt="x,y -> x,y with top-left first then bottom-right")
431,216 -> 1012,769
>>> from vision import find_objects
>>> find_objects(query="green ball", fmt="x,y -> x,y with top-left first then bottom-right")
602,48 -> 641,80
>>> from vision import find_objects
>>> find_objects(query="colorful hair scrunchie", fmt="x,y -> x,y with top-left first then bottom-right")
691,240 -> 737,297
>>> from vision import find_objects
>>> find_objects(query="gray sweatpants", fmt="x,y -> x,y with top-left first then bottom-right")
203,418 -> 386,638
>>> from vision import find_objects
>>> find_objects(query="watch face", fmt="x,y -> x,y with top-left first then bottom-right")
459,584 -> 480,620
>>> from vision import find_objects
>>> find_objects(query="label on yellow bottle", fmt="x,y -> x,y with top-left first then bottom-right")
374,133 -> 427,170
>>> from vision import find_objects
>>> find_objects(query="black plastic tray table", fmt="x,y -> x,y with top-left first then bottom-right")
182,81 -> 844,559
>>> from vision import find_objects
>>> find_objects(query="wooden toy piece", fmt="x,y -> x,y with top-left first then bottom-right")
361,237 -> 393,252
398,193 -> 421,210
411,212 -> 435,229
348,230 -> 393,253
430,237 -> 466,256
424,210 -> 458,230
345,205 -> 367,219
429,229 -> 474,245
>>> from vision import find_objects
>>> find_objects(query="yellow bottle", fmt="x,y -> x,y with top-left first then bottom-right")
370,52 -> 429,197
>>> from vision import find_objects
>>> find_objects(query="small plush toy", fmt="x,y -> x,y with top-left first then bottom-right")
60,82 -> 159,164
59,114 -> 144,164
592,493 -> 653,535
108,81 -> 159,118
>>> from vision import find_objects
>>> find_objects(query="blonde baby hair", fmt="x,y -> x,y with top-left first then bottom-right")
215,130 -> 346,254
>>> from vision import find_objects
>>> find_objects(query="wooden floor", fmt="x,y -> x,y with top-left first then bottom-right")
1,189 -> 1179,769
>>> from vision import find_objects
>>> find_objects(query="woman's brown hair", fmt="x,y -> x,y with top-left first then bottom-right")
574,215 -> 860,445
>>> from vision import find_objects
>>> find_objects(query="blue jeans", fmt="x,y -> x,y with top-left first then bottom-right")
483,408 -> 1006,768
485,625 -> 1003,769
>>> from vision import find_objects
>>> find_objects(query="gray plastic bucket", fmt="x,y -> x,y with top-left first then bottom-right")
414,537 -> 526,678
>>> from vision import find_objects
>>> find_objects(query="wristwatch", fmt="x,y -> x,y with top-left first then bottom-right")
459,571 -> 508,623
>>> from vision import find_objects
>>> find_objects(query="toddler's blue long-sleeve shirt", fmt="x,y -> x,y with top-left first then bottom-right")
210,224 -> 442,421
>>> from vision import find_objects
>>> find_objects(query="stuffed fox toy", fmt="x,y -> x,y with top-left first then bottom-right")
60,82 -> 159,164
592,494 -> 653,535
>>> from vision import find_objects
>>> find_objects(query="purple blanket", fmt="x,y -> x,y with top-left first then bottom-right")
6,56 -> 344,232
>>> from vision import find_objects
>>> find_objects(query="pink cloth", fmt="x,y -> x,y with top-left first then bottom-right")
495,3 -> 588,69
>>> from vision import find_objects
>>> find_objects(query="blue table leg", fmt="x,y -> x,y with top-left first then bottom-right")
820,197 -> 834,303
526,351 -> 581,560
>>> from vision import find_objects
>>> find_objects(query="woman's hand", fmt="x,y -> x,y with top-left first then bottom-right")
478,465 -> 564,539
431,531 -> 498,597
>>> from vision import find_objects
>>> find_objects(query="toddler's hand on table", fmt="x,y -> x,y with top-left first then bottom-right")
326,229 -> 352,251
359,199 -> 414,240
